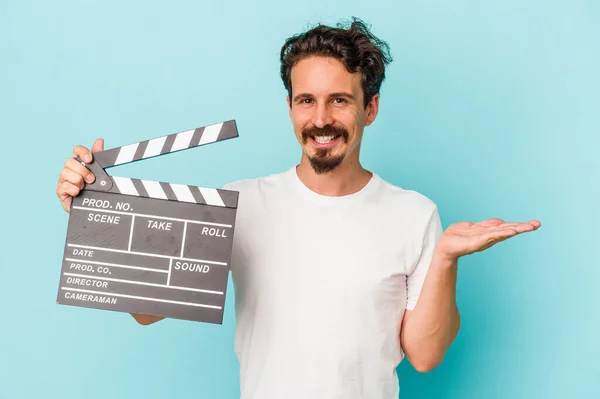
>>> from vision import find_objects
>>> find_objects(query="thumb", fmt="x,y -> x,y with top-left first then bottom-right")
478,218 -> 504,227
92,138 -> 104,153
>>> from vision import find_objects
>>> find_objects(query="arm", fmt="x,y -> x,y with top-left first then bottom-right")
400,251 -> 460,372
400,217 -> 541,372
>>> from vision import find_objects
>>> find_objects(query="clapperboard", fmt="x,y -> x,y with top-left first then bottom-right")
56,120 -> 239,324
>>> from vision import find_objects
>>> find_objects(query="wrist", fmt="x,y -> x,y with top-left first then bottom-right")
432,249 -> 459,269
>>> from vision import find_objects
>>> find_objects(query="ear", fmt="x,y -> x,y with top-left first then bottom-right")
364,93 -> 380,127
287,95 -> 292,118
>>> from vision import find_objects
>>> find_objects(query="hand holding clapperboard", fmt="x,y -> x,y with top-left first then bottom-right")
57,120 -> 239,324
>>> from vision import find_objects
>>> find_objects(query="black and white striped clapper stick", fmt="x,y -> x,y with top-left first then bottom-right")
57,120 -> 239,324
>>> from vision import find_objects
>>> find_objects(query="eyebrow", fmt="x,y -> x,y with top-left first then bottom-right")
292,92 -> 356,102
329,92 -> 356,101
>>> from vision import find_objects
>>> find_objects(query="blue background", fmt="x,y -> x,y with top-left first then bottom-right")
1,1 -> 598,398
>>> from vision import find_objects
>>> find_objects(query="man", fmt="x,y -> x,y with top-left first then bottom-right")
56,18 -> 540,399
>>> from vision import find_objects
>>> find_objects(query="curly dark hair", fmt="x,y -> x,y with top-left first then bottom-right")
280,17 -> 393,109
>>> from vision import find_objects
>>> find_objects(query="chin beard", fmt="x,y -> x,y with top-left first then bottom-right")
308,150 -> 345,174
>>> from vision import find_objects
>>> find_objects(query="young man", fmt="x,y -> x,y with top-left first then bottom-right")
56,19 -> 540,399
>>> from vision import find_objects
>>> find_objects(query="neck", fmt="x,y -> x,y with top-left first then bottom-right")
296,154 -> 372,196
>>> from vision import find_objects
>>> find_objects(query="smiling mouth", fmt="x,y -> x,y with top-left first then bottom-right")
302,125 -> 349,148
309,134 -> 343,148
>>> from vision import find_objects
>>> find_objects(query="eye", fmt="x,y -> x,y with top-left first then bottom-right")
332,98 -> 346,104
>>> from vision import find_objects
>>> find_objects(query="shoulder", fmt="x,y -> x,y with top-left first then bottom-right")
221,168 -> 293,194
373,174 -> 438,216
221,169 -> 294,221
373,176 -> 442,241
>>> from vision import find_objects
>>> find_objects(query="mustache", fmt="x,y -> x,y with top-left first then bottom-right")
301,125 -> 349,142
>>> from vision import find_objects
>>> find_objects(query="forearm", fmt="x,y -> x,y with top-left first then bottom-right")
401,251 -> 460,371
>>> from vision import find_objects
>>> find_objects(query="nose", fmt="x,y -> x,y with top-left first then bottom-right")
313,102 -> 334,129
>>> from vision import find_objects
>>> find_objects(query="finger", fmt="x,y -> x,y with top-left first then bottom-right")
60,168 -> 85,190
57,181 -> 82,199
513,223 -> 538,233
73,145 -> 93,164
486,224 -> 536,240
499,220 -> 541,228
92,138 -> 104,153
527,220 -> 542,229
514,220 -> 541,231
492,222 -> 535,231
64,158 -> 95,184
496,222 -> 538,233
494,227 -> 518,238
60,195 -> 72,213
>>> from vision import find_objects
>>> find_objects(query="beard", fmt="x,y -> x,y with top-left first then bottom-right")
301,125 -> 349,174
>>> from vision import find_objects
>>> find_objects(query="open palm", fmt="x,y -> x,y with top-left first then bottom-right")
436,218 -> 542,260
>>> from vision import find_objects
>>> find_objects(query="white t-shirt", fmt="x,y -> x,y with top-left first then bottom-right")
223,167 -> 442,399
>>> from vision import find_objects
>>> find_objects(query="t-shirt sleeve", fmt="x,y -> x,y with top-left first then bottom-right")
406,205 -> 443,310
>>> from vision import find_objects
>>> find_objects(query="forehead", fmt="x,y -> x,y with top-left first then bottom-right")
290,56 -> 362,94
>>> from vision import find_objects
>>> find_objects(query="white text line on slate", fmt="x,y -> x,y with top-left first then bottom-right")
72,206 -> 233,228
63,273 -> 224,295
64,258 -> 169,274
61,287 -> 223,309
67,244 -> 228,266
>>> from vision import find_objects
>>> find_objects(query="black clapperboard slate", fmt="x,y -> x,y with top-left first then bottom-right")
56,120 -> 239,324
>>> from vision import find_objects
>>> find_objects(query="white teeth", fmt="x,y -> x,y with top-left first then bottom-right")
315,135 -> 335,144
